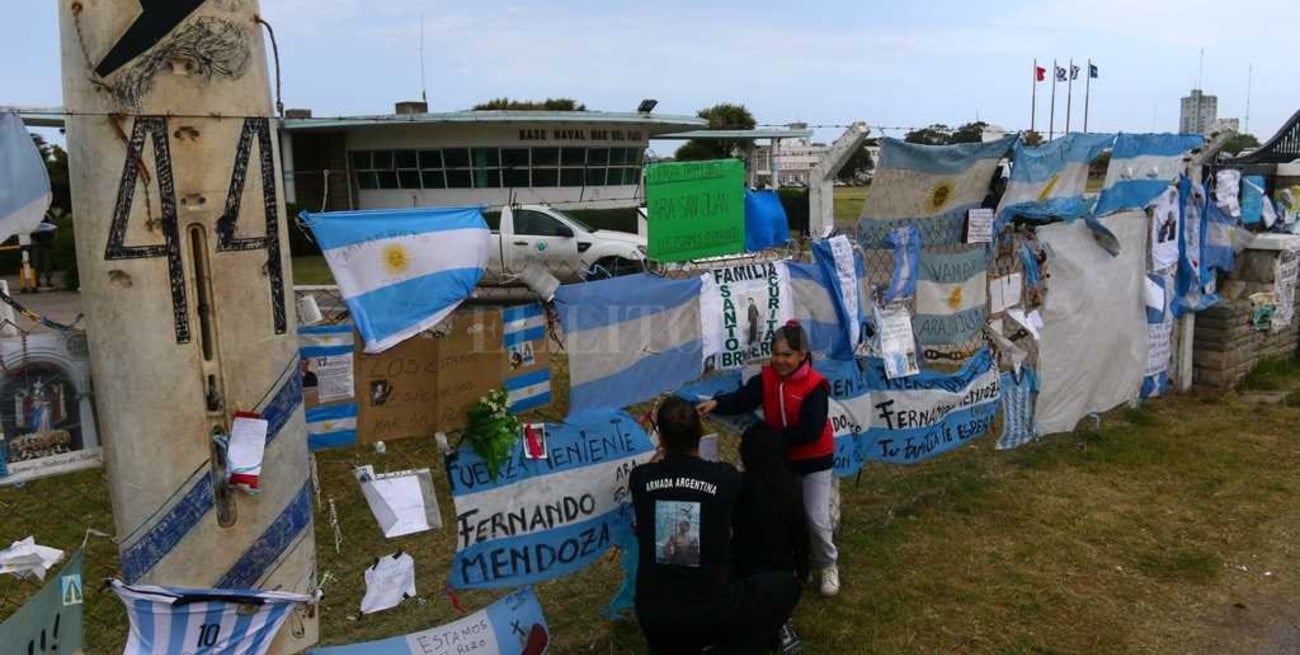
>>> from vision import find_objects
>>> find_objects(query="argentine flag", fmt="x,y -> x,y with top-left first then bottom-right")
998,133 -> 1114,224
1093,133 -> 1204,217
0,111 -> 52,244
301,207 -> 490,353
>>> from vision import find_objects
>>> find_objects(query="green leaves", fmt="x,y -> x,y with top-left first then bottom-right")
465,388 -> 522,481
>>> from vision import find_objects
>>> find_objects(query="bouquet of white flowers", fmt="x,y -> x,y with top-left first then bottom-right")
465,388 -> 521,480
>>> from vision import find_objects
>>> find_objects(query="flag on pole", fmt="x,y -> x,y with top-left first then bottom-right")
301,206 -> 490,354
1070,64 -> 1080,80
1036,66 -> 1047,82
1089,63 -> 1099,78
1055,66 -> 1067,82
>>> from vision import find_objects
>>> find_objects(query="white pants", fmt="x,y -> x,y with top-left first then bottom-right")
799,469 -> 838,568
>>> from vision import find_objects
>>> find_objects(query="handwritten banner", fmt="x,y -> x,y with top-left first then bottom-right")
645,159 -> 745,262
447,410 -> 654,589
701,262 -> 794,369
914,248 -> 988,353
309,587 -> 550,655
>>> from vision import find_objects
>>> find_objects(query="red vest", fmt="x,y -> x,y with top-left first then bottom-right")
760,361 -> 834,463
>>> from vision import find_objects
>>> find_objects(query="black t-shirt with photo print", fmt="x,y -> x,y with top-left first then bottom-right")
630,453 -> 744,631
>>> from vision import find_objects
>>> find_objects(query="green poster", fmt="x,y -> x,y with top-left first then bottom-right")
645,159 -> 745,262
0,548 -> 84,654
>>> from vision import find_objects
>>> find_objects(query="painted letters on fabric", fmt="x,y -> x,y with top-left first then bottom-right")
309,587 -> 550,655
858,136 -> 1016,248
914,247 -> 988,354
0,549 -> 84,655
701,262 -> 794,369
447,410 -> 654,589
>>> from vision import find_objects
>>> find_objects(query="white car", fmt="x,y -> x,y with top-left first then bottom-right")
480,204 -> 646,285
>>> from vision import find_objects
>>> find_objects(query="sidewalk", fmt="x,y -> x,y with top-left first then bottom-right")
0,274 -> 82,333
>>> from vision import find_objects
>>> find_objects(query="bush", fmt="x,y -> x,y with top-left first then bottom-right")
52,214 -> 78,290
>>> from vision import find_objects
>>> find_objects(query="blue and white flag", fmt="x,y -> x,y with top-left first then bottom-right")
884,223 -> 920,302
299,323 -> 358,450
1093,133 -> 1204,217
1173,176 -> 1219,314
914,247 -> 988,352
502,304 -> 551,413
302,207 -> 490,354
811,236 -> 866,359
996,367 -> 1040,451
0,112 -> 51,244
1203,198 -> 1237,275
305,403 -> 357,451
447,410 -> 654,589
110,580 -> 313,655
997,133 -> 1114,224
858,135 -> 1016,248
1241,175 -> 1268,226
555,274 -> 702,414
309,587 -> 551,655
1142,272 -> 1174,398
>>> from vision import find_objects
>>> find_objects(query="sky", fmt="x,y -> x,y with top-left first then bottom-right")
3,0 -> 1299,148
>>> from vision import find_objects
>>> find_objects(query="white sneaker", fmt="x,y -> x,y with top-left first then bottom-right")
819,565 -> 840,597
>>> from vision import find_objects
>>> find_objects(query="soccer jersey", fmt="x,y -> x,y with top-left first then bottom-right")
110,580 -> 313,655
996,368 -> 1039,451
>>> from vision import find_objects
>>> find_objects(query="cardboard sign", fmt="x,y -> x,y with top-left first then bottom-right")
357,308 -> 503,442
645,159 -> 746,262
0,549 -> 84,654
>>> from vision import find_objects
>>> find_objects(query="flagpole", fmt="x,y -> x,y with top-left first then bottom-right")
1065,58 -> 1075,134
1084,59 -> 1092,132
1031,59 -> 1038,135
1049,59 -> 1058,141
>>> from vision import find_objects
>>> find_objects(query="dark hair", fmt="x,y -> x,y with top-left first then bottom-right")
740,427 -> 791,489
773,321 -> 810,356
657,396 -> 701,454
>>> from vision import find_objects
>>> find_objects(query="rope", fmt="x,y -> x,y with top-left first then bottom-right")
254,16 -> 285,118
0,287 -> 85,333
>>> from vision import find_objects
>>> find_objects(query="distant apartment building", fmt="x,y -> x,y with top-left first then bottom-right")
750,123 -> 830,186
1180,89 -> 1218,135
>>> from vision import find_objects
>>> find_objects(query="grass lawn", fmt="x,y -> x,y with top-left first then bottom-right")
3,347 -> 1299,653
835,186 -> 868,230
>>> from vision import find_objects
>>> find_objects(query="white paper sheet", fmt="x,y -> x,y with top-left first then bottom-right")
878,305 -> 919,378
314,354 -> 355,403
357,467 -> 442,538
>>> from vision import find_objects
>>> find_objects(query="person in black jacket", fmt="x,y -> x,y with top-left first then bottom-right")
735,424 -> 808,652
632,397 -> 801,655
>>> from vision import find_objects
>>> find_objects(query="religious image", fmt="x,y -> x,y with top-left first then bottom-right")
1,365 -> 81,464
654,500 -> 701,567
522,422 -> 547,460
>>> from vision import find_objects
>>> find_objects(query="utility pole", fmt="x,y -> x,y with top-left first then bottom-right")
58,2 -> 316,653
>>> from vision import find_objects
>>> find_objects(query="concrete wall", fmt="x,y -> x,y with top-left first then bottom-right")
1193,246 -> 1300,390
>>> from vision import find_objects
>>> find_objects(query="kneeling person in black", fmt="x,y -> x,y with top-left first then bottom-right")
631,397 -> 801,655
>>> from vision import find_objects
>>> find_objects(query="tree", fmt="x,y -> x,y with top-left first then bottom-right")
29,134 -> 70,215
1021,130 -> 1045,147
1220,132 -> 1261,157
903,124 -> 951,145
472,97 -> 587,111
674,102 -> 757,162
837,143 -> 875,182
950,121 -> 989,144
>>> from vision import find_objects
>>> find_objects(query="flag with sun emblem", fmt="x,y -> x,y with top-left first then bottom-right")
857,135 -> 1015,249
302,207 -> 491,353
997,133 -> 1114,225
914,247 -> 987,356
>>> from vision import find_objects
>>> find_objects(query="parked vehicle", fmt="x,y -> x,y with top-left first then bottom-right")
480,204 -> 646,285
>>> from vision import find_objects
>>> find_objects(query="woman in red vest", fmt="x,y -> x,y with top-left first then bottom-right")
697,321 -> 840,597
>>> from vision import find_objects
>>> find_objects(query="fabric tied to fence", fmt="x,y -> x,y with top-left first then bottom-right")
555,274 -> 703,415
809,236 -> 867,359
857,135 -> 1016,248
1036,212 -> 1148,434
309,587 -> 551,655
1173,175 -> 1220,314
997,132 -> 1115,225
1093,133 -> 1204,217
1142,272 -> 1175,398
302,206 -> 490,354
0,111 -> 52,244
744,189 -> 791,251
914,247 -> 988,353
447,410 -> 654,589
